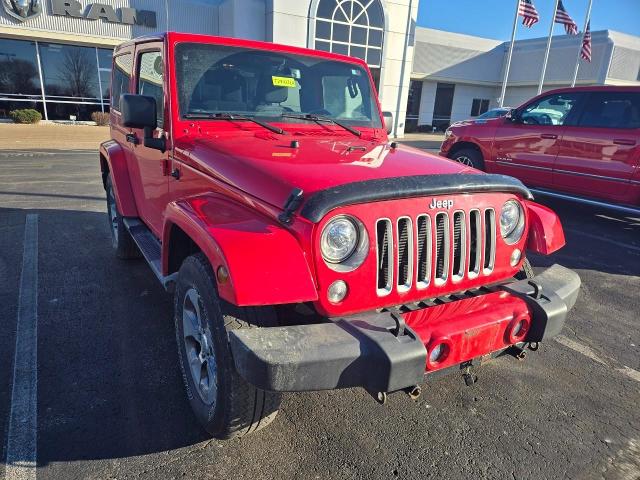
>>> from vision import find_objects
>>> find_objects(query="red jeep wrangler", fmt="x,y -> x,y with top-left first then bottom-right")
100,32 -> 580,439
441,86 -> 640,211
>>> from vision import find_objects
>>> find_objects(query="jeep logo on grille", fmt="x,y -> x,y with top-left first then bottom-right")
429,199 -> 454,209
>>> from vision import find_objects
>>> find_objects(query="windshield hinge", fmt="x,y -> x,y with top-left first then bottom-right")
278,188 -> 304,225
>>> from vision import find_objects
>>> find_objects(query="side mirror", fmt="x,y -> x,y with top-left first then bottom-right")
120,94 -> 165,152
382,111 -> 393,135
506,108 -> 520,123
121,94 -> 157,129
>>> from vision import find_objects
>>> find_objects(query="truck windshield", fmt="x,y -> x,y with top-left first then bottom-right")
175,43 -> 382,129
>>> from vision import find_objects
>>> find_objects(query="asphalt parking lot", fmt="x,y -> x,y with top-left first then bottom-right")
1,148 -> 639,480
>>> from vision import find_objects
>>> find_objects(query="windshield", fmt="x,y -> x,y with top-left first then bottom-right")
175,43 -> 382,128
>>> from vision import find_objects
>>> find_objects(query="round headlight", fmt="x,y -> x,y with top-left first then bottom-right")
500,200 -> 525,244
320,216 -> 359,263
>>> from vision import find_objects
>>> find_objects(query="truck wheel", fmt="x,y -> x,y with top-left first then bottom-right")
105,175 -> 140,259
452,148 -> 485,170
174,253 -> 281,439
515,258 -> 535,280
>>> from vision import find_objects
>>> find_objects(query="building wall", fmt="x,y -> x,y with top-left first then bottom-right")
0,0 -> 219,46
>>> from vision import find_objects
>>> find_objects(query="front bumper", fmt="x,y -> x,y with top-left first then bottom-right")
229,264 -> 580,393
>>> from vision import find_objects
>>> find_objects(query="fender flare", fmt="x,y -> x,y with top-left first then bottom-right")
524,200 -> 566,255
162,194 -> 318,306
100,140 -> 138,217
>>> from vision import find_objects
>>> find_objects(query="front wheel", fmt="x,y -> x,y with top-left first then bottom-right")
174,253 -> 281,439
451,148 -> 485,171
105,175 -> 140,259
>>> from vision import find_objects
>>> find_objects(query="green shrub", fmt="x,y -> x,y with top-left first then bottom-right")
91,111 -> 110,126
9,109 -> 42,124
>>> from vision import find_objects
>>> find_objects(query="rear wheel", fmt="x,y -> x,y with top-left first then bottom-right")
174,253 -> 281,439
451,148 -> 485,170
105,175 -> 140,259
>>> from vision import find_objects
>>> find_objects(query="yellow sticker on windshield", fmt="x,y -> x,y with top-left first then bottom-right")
272,76 -> 296,88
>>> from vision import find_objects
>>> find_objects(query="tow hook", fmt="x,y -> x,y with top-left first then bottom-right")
405,385 -> 422,401
512,346 -> 527,361
374,391 -> 388,405
461,362 -> 478,387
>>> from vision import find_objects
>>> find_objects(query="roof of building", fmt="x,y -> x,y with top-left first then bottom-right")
412,27 -> 640,86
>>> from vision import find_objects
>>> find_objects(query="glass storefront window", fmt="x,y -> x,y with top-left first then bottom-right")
97,48 -> 113,69
0,38 -> 41,97
45,101 -> 102,121
39,43 -> 100,101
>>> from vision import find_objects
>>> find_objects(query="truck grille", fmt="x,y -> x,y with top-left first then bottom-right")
375,209 -> 496,296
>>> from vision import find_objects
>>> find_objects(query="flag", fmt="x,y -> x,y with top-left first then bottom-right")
581,21 -> 592,62
555,0 -> 578,35
518,0 -> 540,28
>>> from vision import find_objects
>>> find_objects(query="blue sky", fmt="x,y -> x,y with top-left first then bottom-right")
417,0 -> 640,40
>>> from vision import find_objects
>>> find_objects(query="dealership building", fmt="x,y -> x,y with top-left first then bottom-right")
408,27 -> 640,131
0,0 -> 416,133
1,0 -> 638,135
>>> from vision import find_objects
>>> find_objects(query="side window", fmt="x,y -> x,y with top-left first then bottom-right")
578,92 -> 640,129
137,51 -> 164,128
111,53 -> 132,111
520,93 -> 580,126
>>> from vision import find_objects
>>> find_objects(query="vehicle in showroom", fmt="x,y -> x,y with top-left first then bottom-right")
100,32 -> 580,439
441,86 -> 640,209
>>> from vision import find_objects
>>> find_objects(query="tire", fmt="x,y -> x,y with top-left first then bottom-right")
174,253 -> 281,439
105,175 -> 140,259
515,258 -> 535,280
451,148 -> 485,170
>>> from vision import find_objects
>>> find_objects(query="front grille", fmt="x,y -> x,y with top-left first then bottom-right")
376,208 -> 496,295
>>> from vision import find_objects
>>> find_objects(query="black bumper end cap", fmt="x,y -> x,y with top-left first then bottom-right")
500,264 -> 581,342
229,312 -> 427,393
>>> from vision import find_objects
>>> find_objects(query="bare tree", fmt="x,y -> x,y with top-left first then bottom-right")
58,48 -> 96,98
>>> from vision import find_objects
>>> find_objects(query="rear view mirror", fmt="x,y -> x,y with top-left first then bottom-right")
382,111 -> 393,135
121,94 -> 157,129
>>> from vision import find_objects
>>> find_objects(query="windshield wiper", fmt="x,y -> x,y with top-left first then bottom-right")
184,112 -> 286,135
281,113 -> 361,137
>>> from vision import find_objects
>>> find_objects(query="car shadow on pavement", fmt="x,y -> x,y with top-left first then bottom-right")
1,207 -> 209,468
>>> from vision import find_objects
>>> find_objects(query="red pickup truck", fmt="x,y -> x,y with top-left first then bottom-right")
441,86 -> 640,210
100,32 -> 580,439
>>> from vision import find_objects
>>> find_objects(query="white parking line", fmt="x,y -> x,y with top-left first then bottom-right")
5,214 -> 39,480
565,228 -> 640,255
555,335 -> 640,384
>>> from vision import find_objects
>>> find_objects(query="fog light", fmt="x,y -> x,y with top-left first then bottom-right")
510,248 -> 521,267
507,316 -> 531,344
429,343 -> 449,364
328,280 -> 348,304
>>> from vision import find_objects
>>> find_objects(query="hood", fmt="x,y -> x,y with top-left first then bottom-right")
178,131 -> 475,213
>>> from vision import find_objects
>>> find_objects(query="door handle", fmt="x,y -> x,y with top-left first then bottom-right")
126,133 -> 139,145
540,133 -> 558,139
613,139 -> 636,146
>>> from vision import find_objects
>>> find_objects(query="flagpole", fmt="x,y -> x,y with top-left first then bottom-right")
538,0 -> 560,95
499,0 -> 521,107
571,0 -> 593,87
